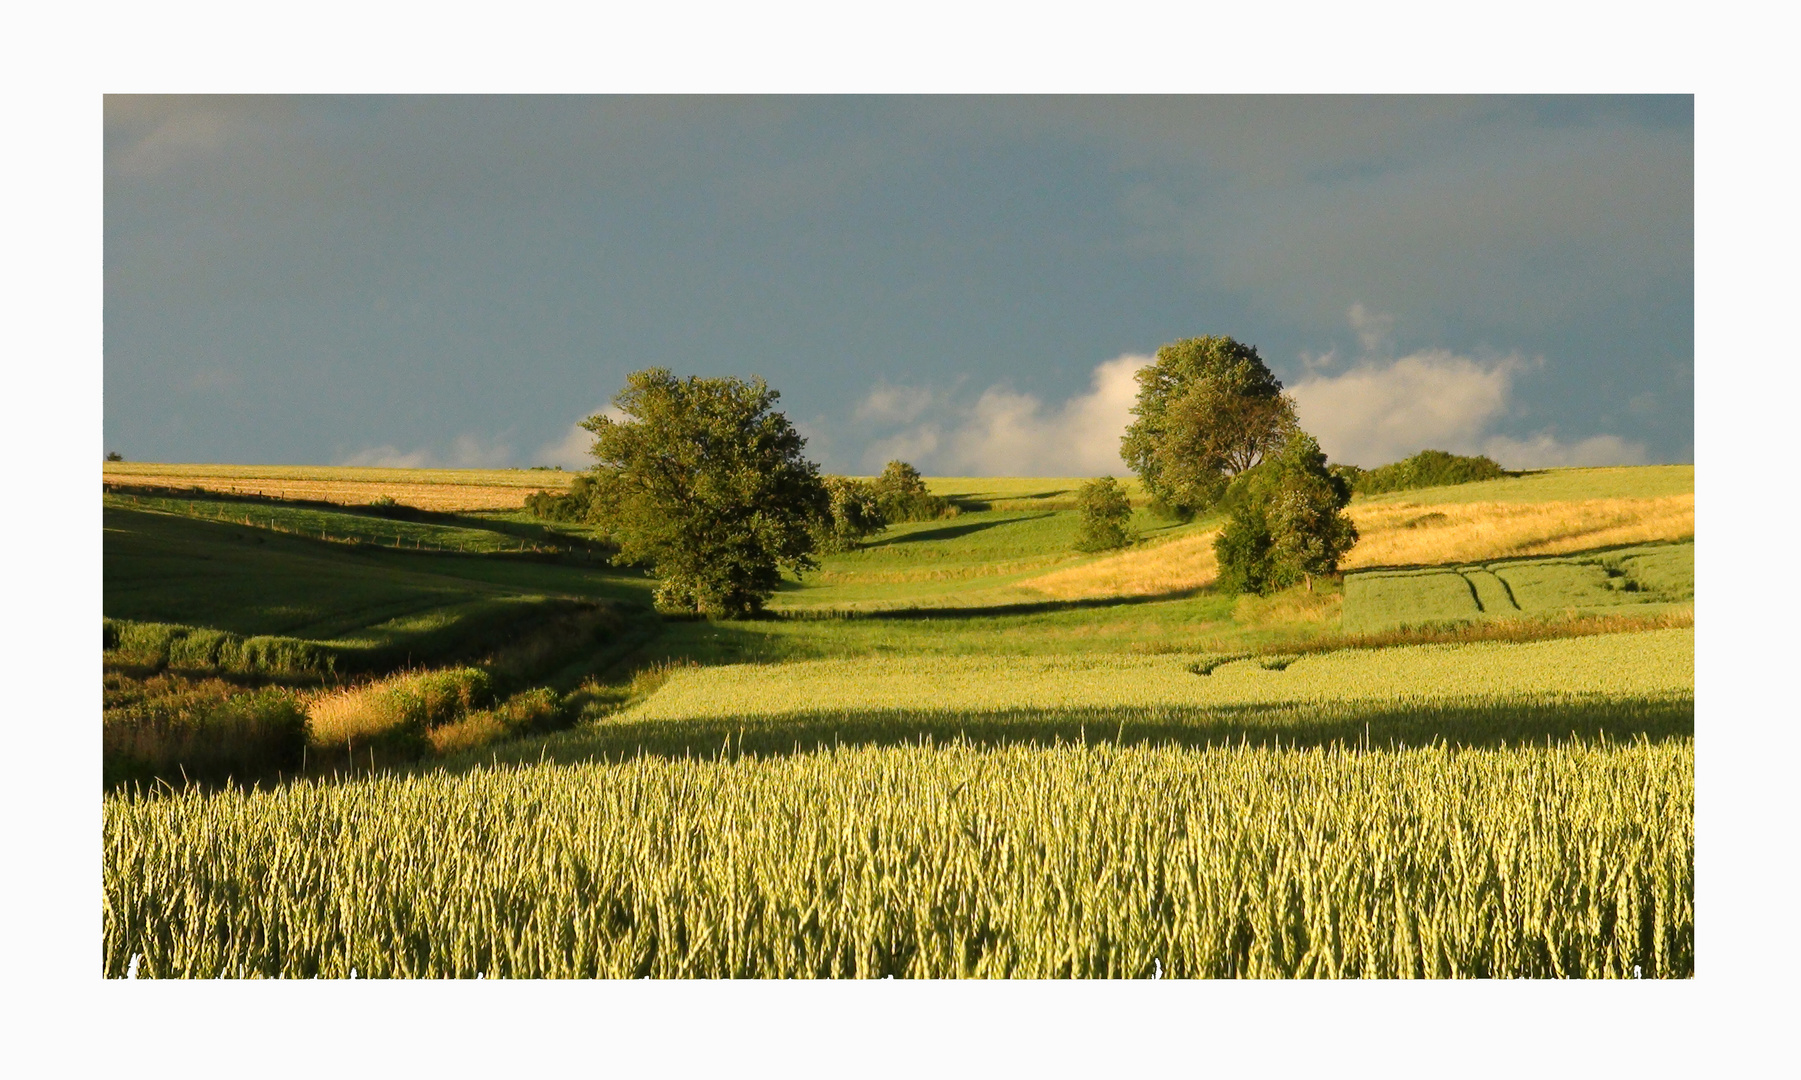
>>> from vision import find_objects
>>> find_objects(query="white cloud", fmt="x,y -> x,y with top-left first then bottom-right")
1480,433 -> 1649,470
854,383 -> 942,425
1290,328 -> 1650,470
1290,350 -> 1525,467
1347,302 -> 1395,356
533,407 -> 626,469
337,433 -> 517,469
338,445 -> 435,468
859,355 -> 1150,476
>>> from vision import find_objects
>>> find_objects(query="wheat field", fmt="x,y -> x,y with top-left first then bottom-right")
103,463 -> 575,512
1342,495 -> 1694,569
104,736 -> 1692,979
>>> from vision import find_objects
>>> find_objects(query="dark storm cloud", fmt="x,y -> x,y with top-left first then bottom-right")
104,96 -> 1691,473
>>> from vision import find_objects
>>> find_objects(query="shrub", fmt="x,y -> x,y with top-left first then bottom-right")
307,666 -> 493,761
104,619 -> 337,679
427,687 -> 563,755
103,682 -> 307,788
813,476 -> 888,552
525,474 -> 598,522
1352,450 -> 1506,495
1073,476 -> 1134,552
1213,497 -> 1273,595
871,461 -> 953,523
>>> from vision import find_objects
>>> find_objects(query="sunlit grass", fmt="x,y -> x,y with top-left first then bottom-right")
105,736 -> 1692,979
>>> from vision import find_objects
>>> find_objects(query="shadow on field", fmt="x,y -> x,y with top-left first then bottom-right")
858,513 -> 1053,548
451,694 -> 1694,772
776,589 -> 1205,622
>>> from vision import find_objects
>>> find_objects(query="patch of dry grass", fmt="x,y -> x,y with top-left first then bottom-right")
425,712 -> 509,756
1022,530 -> 1221,600
1232,587 -> 1343,628
1018,494 -> 1692,602
1343,495 -> 1694,569
103,463 -> 573,511
305,667 -> 490,749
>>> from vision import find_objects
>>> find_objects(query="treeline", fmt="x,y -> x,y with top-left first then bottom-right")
523,347 -> 1518,616
1334,449 -> 1507,496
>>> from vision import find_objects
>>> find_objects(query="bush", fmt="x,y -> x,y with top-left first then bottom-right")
427,687 -> 563,756
1074,477 -> 1134,552
306,666 -> 493,762
1352,450 -> 1506,495
1212,492 -> 1275,595
525,474 -> 598,522
871,461 -> 953,523
813,476 -> 888,552
104,619 -> 337,678
103,681 -> 307,788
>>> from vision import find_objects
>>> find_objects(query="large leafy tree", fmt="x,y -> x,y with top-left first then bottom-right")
1120,336 -> 1297,517
581,369 -> 828,618
1213,432 -> 1358,595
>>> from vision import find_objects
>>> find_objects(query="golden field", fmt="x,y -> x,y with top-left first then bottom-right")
1340,494 -> 1694,569
1022,493 -> 1693,601
103,462 -> 574,512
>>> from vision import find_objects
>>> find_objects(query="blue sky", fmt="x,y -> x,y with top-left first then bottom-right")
104,95 -> 1691,474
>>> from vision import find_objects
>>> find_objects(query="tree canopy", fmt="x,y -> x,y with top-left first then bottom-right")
581,369 -> 827,618
1213,432 -> 1358,595
1120,336 -> 1297,517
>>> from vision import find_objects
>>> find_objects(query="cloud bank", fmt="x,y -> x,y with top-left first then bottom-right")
850,340 -> 1650,479
1290,339 -> 1648,470
857,355 -> 1150,477
339,433 -> 517,469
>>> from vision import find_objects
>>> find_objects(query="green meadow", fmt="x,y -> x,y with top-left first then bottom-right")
102,464 -> 1695,978
1342,541 -> 1694,634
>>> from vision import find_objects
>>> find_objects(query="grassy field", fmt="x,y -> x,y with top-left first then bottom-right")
101,462 -> 1695,978
105,500 -> 649,664
1343,541 -> 1694,634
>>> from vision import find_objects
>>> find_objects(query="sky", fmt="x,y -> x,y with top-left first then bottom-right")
104,95 -> 1692,475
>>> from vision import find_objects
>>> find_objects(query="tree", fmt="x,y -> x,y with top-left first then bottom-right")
1120,336 -> 1297,518
871,460 -> 953,522
580,369 -> 828,618
813,476 -> 888,553
1074,476 -> 1134,552
1212,432 -> 1358,595
105,451 -> 123,462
